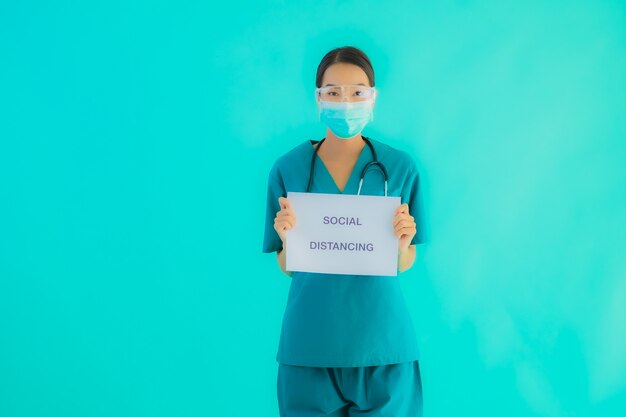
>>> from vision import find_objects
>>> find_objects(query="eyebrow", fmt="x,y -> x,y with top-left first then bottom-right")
324,83 -> 367,86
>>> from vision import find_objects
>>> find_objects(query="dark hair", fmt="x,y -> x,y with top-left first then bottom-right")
316,46 -> 375,88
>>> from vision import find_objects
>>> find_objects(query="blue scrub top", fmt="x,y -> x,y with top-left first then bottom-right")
262,137 -> 428,367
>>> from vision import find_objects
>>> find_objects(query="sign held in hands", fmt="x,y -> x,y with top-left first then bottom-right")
285,191 -> 400,276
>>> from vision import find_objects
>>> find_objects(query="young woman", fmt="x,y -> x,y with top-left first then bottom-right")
263,46 -> 427,417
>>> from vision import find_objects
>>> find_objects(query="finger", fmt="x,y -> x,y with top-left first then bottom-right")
276,209 -> 293,217
395,203 -> 409,215
393,214 -> 414,228
275,219 -> 294,232
396,225 -> 416,235
276,212 -> 296,224
275,216 -> 295,227
396,226 -> 416,238
394,219 -> 415,230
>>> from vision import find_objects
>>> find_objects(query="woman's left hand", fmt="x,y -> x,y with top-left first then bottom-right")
393,203 -> 416,251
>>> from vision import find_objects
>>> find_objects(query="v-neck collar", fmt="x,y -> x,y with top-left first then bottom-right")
310,138 -> 372,194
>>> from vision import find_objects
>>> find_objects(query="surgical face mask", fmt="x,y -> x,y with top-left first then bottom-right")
318,99 -> 374,139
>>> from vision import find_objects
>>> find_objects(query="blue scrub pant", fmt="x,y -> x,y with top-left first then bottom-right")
277,360 -> 422,417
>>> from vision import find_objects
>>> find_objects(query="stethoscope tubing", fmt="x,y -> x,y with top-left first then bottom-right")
307,136 -> 389,196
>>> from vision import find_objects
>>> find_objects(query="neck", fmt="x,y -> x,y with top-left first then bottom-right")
321,129 -> 366,159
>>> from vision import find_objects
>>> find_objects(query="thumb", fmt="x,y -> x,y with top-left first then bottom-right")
278,196 -> 291,210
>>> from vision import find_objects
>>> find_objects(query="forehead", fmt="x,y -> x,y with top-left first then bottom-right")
321,63 -> 370,86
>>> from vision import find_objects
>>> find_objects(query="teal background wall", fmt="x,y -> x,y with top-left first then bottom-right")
1,1 -> 625,416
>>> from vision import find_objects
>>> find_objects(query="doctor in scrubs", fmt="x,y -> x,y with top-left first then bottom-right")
263,46 -> 427,417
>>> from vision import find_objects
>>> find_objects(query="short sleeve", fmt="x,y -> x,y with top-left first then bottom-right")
262,161 -> 286,253
401,163 -> 428,245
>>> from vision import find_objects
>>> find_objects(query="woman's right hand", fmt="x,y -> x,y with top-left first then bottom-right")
274,196 -> 297,244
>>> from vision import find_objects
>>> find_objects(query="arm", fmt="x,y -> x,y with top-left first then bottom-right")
274,197 -> 295,278
394,202 -> 418,273
398,244 -> 416,273
276,244 -> 293,277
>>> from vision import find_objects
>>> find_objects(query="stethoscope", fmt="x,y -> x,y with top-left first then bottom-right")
307,136 -> 389,196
